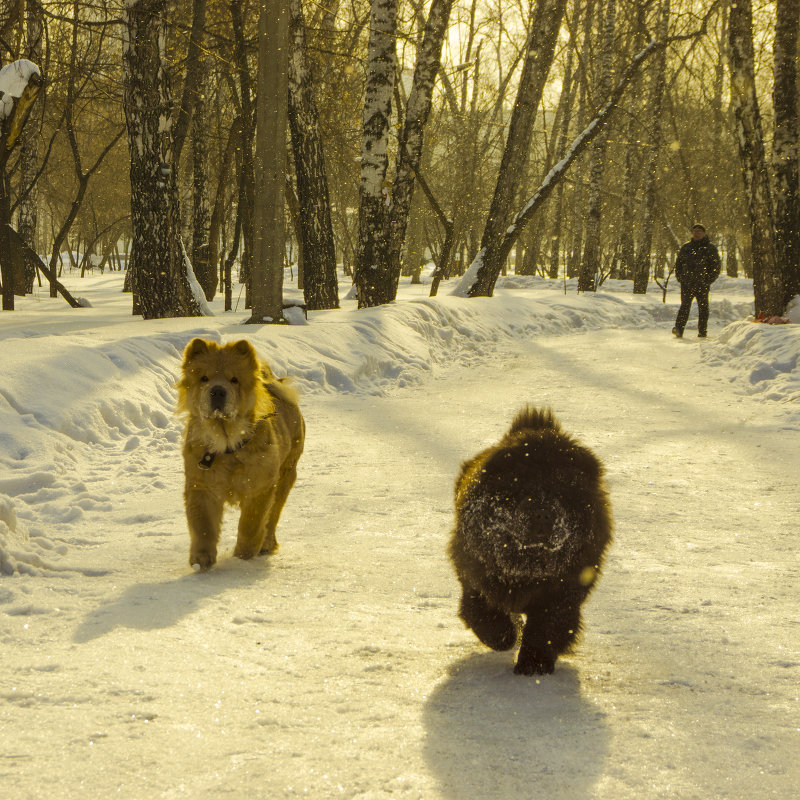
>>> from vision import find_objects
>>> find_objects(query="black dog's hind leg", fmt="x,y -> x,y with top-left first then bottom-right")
514,585 -> 588,675
459,585 -> 519,651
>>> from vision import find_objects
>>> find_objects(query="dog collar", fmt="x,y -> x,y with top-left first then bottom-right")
198,451 -> 216,469
198,438 -> 250,470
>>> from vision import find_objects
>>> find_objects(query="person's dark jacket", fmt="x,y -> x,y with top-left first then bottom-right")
675,236 -> 722,287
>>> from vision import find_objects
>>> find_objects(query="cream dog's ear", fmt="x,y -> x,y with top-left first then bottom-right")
183,337 -> 213,363
228,339 -> 259,365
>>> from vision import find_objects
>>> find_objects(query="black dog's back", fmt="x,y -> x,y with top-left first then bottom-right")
449,405 -> 612,675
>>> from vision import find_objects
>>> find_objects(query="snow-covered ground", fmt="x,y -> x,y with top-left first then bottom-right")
1,268 -> 798,799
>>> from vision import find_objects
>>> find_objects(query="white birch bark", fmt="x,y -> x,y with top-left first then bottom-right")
353,0 -> 398,308
17,0 -> 43,292
122,0 -> 201,319
191,78 -> 213,300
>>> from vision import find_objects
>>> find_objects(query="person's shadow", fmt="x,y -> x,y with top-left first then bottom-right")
72,558 -> 270,643
423,652 -> 609,799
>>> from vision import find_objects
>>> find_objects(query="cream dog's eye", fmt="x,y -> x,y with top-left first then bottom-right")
200,376 -> 209,382
230,376 -> 239,384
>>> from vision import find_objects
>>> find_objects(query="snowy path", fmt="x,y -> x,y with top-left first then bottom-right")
2,325 -> 798,799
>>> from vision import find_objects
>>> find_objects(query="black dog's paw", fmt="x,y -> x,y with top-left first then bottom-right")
469,611 -> 520,652
480,619 -> 519,652
459,590 -> 520,651
513,654 -> 555,676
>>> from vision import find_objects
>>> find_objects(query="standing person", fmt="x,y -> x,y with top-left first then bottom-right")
672,224 -> 722,338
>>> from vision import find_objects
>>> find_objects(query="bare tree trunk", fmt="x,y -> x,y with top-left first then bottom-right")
171,0 -> 206,167
548,2 -> 580,280
465,0 -> 567,297
353,0 -> 398,309
288,0 -> 339,310
619,1 -> 646,283
0,64 -> 42,310
248,0 -> 289,324
208,116 -> 242,299
230,0 -> 255,305
191,79 -> 214,300
122,0 -> 201,319
578,0 -> 616,293
728,0 -> 784,316
772,0 -> 800,306
633,0 -> 669,295
726,234 -> 738,277
565,0 -> 596,281
386,0 -> 453,300
16,0 -> 43,294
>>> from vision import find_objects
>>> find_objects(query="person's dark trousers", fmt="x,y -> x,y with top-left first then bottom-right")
675,283 -> 710,336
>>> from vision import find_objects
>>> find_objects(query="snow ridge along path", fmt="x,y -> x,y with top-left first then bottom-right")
1,272 -> 798,799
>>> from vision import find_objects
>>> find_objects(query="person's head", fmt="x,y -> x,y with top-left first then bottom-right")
691,224 -> 706,241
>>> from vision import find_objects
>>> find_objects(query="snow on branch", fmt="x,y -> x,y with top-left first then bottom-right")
501,41 -> 664,244
179,236 -> 214,316
0,59 -> 41,123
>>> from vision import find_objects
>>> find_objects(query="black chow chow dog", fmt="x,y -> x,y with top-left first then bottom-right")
448,406 -> 612,675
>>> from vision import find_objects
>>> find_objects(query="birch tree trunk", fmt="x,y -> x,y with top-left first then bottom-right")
230,0 -> 255,305
17,0 -> 43,294
632,0 -> 669,295
728,0 -> 784,317
578,0 -> 616,293
1,66 -> 42,310
465,0 -> 567,297
548,3 -> 580,280
191,79 -> 214,300
619,1 -> 646,283
386,0 -> 453,301
122,0 -> 201,319
288,0 -> 339,310
566,0 -> 596,280
353,0 -> 398,309
772,0 -> 800,306
208,116 -> 242,302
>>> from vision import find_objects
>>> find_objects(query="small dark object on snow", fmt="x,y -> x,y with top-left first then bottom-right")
448,406 -> 613,675
754,313 -> 792,325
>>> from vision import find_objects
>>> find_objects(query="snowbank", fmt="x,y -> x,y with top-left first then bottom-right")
702,320 -> 800,406
0,270 -> 794,578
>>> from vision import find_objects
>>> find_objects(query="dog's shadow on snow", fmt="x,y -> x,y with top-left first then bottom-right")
72,558 -> 269,643
423,653 -> 609,800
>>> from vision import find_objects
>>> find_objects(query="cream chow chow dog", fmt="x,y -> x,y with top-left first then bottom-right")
177,338 -> 305,570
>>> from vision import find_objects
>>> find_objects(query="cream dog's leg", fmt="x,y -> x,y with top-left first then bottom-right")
233,489 -> 276,560
185,486 -> 224,569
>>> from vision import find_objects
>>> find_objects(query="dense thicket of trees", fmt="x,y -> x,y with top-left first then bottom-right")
0,0 -> 798,317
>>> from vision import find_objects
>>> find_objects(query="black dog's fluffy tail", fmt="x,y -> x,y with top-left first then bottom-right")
507,405 -> 561,436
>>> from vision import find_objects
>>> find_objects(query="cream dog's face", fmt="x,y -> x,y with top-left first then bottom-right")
177,338 -> 262,421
